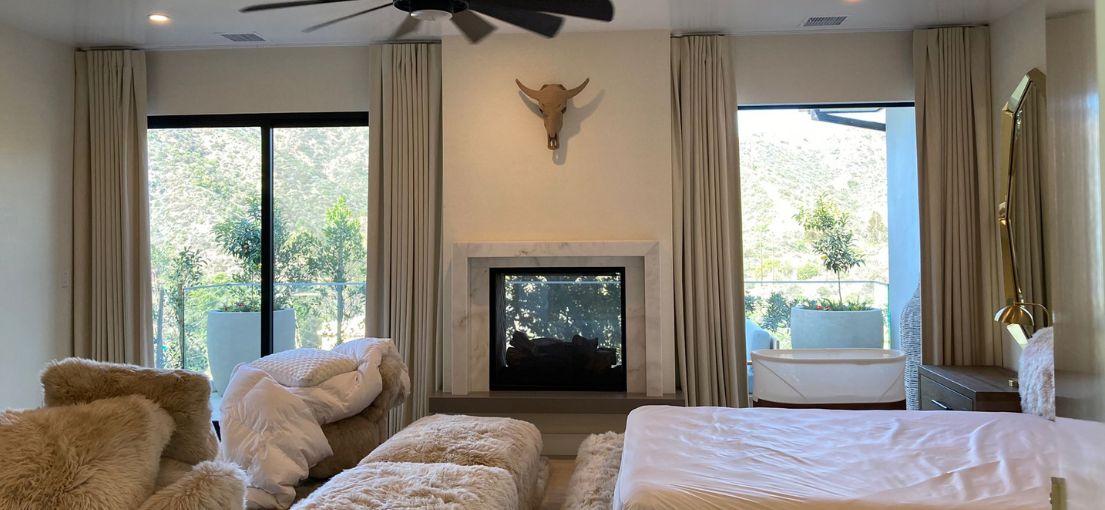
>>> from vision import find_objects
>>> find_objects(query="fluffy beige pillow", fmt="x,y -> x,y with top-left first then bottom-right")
41,357 -> 218,465
0,395 -> 174,510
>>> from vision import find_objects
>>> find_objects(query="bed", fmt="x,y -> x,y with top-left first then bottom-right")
613,405 -> 1054,510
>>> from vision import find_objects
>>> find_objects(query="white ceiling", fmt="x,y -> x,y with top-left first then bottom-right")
0,0 -> 1056,50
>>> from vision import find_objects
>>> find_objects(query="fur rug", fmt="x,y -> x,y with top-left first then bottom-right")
291,461 -> 517,510
0,395 -> 174,510
363,414 -> 546,510
1020,327 -> 1055,419
562,432 -> 624,510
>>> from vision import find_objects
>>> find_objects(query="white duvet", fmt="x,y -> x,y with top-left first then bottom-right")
614,406 -> 1055,510
219,338 -> 392,509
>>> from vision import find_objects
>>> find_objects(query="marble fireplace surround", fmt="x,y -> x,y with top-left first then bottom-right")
450,241 -> 667,397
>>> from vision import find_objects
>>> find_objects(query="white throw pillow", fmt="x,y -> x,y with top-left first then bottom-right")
250,348 -> 358,388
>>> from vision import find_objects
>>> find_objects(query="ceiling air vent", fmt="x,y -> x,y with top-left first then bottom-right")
802,16 -> 847,27
220,33 -> 266,42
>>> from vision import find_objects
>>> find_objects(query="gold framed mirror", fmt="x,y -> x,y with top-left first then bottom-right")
994,68 -> 1050,345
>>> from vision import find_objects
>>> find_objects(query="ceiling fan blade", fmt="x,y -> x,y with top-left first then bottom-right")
470,0 -> 613,22
303,2 -> 392,32
451,10 -> 496,43
468,0 -> 564,38
388,14 -> 422,40
241,0 -> 360,13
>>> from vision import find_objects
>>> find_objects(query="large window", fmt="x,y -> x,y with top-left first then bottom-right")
739,105 -> 917,351
147,113 -> 369,395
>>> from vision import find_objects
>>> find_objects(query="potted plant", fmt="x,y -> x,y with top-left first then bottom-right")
205,198 -> 297,396
789,195 -> 884,349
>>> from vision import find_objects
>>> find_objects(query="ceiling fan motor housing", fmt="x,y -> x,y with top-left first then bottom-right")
396,0 -> 469,20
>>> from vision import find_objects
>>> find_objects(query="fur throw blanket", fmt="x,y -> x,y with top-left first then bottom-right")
1019,327 -> 1055,419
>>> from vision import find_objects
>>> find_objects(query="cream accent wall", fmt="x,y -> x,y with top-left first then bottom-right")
730,31 -> 914,105
0,23 -> 74,409
991,0 -> 1048,371
146,46 -> 373,115
440,30 -> 675,394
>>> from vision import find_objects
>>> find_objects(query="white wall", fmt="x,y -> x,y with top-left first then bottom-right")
991,0 -> 1048,370
147,46 -> 373,115
0,24 -> 74,409
731,31 -> 914,105
440,30 -> 675,394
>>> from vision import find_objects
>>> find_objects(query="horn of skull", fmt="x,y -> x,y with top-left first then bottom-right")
516,78 -> 590,150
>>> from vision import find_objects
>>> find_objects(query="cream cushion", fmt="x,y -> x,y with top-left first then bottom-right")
0,395 -> 174,510
292,461 -> 517,510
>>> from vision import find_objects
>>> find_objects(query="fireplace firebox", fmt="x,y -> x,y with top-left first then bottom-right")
489,267 -> 627,391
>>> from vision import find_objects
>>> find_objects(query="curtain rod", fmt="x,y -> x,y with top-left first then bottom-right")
671,32 -> 726,38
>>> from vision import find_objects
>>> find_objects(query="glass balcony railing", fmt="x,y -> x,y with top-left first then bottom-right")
152,281 -> 367,374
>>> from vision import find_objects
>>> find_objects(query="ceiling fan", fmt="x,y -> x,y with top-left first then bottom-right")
240,0 -> 615,43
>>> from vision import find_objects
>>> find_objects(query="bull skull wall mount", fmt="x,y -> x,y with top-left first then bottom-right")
515,78 -> 590,150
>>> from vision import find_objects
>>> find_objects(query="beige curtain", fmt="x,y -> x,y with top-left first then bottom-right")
72,50 -> 153,366
914,27 -> 1003,366
364,43 -> 442,434
671,35 -> 747,407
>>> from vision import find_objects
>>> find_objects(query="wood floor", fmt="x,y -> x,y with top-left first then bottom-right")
540,457 -> 576,510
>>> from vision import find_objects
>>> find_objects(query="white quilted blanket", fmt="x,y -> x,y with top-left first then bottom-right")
219,338 -> 392,509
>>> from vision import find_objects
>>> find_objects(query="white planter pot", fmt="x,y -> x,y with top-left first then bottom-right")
206,308 -> 297,396
789,307 -> 884,349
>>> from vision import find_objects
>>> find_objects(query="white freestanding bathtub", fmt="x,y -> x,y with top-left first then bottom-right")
751,348 -> 906,407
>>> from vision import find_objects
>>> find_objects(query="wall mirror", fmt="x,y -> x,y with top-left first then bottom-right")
994,68 -> 1050,345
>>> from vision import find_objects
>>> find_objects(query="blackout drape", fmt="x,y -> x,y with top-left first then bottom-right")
671,35 -> 747,407
72,50 -> 153,366
913,27 -> 1003,366
364,43 -> 443,435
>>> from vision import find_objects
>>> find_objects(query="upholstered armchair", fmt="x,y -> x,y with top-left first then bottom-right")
23,358 -> 247,509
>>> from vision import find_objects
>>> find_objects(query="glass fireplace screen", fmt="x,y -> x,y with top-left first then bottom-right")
489,267 -> 626,391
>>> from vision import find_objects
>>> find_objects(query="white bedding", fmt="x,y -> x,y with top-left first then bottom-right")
614,406 -> 1054,510
219,338 -> 392,509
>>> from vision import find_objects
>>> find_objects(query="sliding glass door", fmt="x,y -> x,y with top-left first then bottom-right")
147,114 -> 368,394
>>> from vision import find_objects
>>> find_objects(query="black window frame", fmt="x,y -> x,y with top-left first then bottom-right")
147,112 -> 369,358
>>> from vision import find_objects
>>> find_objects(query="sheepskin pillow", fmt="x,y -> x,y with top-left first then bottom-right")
41,357 -> 218,465
0,395 -> 175,510
250,348 -> 358,388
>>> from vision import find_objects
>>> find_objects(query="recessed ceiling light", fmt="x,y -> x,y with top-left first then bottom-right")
148,13 -> 171,25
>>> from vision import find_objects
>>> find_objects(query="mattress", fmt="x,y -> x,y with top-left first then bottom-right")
614,406 -> 1054,510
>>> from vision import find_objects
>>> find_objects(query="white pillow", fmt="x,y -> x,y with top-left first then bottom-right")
250,348 -> 358,388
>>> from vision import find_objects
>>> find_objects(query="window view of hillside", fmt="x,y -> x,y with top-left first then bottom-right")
740,108 -> 896,348
148,126 -> 369,375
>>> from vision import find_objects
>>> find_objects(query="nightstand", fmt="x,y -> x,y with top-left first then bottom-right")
918,365 -> 1022,412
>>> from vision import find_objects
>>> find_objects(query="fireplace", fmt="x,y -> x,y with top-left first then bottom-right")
489,267 -> 627,391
